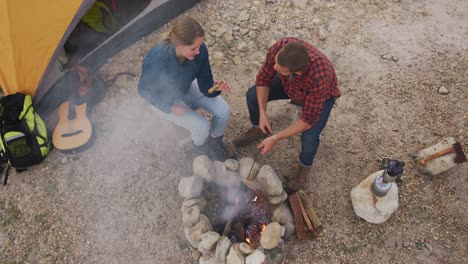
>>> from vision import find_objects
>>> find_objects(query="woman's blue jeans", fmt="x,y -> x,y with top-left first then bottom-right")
154,80 -> 231,146
246,75 -> 335,167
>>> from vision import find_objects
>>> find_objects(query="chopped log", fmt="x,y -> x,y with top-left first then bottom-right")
297,193 -> 315,233
288,193 -> 307,240
297,190 -> 322,231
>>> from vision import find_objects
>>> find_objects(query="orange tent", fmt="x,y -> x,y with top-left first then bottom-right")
0,0 -> 95,97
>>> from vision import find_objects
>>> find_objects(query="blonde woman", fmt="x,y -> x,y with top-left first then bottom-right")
138,16 -> 234,160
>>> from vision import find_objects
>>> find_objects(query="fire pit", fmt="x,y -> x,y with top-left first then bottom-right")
178,155 -> 295,263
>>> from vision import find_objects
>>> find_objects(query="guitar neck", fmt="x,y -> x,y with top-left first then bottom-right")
68,96 -> 77,120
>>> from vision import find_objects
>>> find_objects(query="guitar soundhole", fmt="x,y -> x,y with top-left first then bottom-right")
62,130 -> 83,137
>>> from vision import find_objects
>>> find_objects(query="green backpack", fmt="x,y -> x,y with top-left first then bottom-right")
0,93 -> 50,183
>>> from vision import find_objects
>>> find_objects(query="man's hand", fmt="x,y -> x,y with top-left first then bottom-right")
259,114 -> 272,135
258,134 -> 279,155
214,79 -> 232,93
171,102 -> 187,116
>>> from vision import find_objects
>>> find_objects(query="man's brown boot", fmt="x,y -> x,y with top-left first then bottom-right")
285,163 -> 312,193
232,127 -> 267,147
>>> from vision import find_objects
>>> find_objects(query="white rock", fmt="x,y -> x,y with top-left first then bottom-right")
215,236 -> 232,263
188,214 -> 212,242
225,159 -> 239,171
178,176 -> 203,199
182,205 -> 200,227
350,170 -> 399,224
213,51 -> 225,61
234,56 -> 242,65
217,170 -> 241,188
271,203 -> 295,239
198,231 -> 221,254
237,42 -> 248,52
240,28 -> 250,35
226,243 -> 245,264
260,222 -> 283,249
312,18 -> 322,25
256,165 -> 283,196
239,157 -> 260,180
199,256 -> 216,264
318,26 -> 327,40
193,155 -> 215,182
246,249 -> 266,264
438,86 -> 449,95
237,11 -> 250,22
215,27 -> 228,38
292,0 -> 308,9
213,160 -> 227,180
268,191 -> 288,205
239,242 -> 254,254
181,198 -> 206,213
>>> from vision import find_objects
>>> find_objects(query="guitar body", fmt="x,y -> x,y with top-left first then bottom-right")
52,101 -> 93,152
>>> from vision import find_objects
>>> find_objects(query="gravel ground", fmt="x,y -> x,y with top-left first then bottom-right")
1,0 -> 467,263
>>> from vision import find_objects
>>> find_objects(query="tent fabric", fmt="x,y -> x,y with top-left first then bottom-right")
0,0 -> 95,97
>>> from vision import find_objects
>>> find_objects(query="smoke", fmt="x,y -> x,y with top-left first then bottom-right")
55,69 -> 198,263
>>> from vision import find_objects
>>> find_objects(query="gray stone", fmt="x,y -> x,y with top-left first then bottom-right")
178,176 -> 203,199
226,243 -> 245,264
217,170 -> 241,188
292,0 -> 308,9
246,249 -> 266,264
225,159 -> 239,171
198,231 -> 221,255
237,11 -> 250,22
239,242 -> 254,254
239,157 -> 260,180
215,27 -> 228,38
271,204 -> 295,239
268,191 -> 288,205
438,86 -> 449,95
188,214 -> 213,242
312,18 -> 322,25
193,155 -> 215,182
351,170 -> 399,224
182,205 -> 200,227
237,42 -> 248,52
256,165 -> 283,196
199,256 -> 216,264
318,26 -> 327,40
260,222 -> 283,249
181,198 -> 206,213
215,236 -> 232,263
213,160 -> 227,180
240,28 -> 250,35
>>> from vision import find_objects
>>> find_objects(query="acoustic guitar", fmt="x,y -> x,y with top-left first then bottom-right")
52,70 -> 93,153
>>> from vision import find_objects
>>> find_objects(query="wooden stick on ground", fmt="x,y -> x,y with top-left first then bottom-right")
288,192 -> 307,240
297,190 -> 322,231
297,193 -> 314,233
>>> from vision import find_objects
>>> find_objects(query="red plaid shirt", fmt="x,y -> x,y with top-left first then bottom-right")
255,37 -> 341,126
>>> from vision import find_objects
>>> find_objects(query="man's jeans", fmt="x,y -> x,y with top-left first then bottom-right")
155,80 -> 231,146
246,75 -> 335,167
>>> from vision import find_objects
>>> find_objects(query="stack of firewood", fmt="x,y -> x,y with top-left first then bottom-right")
288,190 -> 322,240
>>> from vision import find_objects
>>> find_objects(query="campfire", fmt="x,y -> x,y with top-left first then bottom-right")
226,182 -> 271,248
178,155 -> 294,263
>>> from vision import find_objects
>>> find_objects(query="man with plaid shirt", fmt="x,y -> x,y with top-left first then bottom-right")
233,37 -> 341,192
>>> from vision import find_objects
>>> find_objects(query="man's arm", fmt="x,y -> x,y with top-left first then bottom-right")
258,119 -> 312,154
256,85 -> 272,133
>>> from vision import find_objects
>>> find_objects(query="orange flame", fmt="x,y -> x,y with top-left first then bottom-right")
261,224 -> 266,233
246,238 -> 251,244
252,196 -> 258,202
